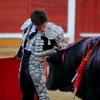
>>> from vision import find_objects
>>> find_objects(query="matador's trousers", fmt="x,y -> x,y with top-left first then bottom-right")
19,50 -> 50,100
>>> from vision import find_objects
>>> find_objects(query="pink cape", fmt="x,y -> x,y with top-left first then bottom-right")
0,56 -> 22,100
0,56 -> 48,100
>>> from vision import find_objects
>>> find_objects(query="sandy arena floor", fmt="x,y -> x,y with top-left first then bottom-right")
0,47 -> 81,100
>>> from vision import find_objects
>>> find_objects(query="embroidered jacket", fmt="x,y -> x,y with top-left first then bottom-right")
16,19 -> 68,58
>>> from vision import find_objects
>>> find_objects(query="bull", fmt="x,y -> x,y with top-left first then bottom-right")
33,37 -> 100,100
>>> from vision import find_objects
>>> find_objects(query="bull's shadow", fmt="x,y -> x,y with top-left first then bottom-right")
34,37 -> 100,100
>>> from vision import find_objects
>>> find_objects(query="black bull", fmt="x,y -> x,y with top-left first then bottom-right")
34,37 -> 100,100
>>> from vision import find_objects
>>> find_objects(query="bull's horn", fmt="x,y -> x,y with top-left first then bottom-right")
33,49 -> 57,57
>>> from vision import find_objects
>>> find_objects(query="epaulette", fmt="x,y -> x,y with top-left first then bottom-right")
45,22 -> 64,40
21,18 -> 32,30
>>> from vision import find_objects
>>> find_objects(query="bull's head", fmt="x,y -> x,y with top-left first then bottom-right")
33,49 -> 66,91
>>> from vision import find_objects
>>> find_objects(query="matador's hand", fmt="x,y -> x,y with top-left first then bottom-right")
40,58 -> 50,69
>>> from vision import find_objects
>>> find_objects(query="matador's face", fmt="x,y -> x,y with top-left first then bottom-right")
35,22 -> 47,33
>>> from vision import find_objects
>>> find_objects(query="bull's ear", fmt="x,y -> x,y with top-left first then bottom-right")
32,49 -> 57,57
